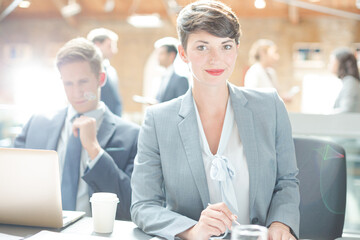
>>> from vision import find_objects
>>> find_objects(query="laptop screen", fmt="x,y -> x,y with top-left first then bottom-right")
0,148 -> 63,228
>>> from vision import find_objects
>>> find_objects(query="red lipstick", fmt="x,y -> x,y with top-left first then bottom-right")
206,69 -> 224,76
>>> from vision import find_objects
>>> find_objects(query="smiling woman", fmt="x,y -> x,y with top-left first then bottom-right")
130,1 -> 300,240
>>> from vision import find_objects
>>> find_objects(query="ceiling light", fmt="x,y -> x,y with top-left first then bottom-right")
61,0 -> 81,18
254,0 -> 266,9
19,0 -> 31,8
127,14 -> 163,28
308,0 -> 320,2
104,0 -> 115,12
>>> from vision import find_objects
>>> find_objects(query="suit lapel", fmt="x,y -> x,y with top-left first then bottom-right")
97,108 -> 116,148
178,90 -> 210,208
46,109 -> 67,150
229,83 -> 259,211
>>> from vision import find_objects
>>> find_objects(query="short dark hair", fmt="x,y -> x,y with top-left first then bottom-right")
56,37 -> 103,77
333,47 -> 360,80
87,28 -> 118,44
163,45 -> 178,55
177,0 -> 241,50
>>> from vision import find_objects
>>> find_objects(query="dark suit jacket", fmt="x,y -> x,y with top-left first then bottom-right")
156,71 -> 189,103
102,64 -> 123,116
14,107 -> 139,220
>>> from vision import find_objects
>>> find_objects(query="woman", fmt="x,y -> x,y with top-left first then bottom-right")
131,1 -> 299,239
244,39 -> 280,89
328,47 -> 360,113
244,39 -> 295,103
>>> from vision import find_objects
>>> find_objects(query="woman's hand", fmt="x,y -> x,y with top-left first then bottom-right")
268,222 -> 296,240
177,202 -> 236,240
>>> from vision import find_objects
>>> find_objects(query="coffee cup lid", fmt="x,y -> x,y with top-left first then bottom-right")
90,192 -> 119,203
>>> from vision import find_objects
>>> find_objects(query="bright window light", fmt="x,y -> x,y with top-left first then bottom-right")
11,63 -> 67,121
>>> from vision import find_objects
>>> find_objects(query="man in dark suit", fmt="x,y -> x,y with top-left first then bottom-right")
155,37 -> 189,103
87,28 -> 123,116
14,38 -> 139,221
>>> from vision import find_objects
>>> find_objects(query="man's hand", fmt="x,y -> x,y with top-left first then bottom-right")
72,116 -> 101,160
177,202 -> 237,240
268,221 -> 296,240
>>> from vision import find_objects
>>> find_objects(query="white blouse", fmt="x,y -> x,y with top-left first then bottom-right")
193,98 -> 250,224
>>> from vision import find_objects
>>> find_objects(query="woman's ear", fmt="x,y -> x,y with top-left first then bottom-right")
99,72 -> 106,87
178,45 -> 188,63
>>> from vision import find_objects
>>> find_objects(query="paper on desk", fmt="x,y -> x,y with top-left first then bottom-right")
0,233 -> 22,240
25,230 -> 108,240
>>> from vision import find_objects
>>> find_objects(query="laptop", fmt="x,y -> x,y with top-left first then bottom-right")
0,148 -> 85,228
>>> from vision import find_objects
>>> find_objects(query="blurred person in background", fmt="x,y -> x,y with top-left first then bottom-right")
87,28 -> 123,116
155,37 -> 189,103
328,47 -> 360,113
244,39 -> 297,103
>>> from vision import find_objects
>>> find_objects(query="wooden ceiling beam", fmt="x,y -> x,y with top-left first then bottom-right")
288,4 -> 299,24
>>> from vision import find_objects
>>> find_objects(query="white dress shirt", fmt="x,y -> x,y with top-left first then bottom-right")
244,62 -> 278,89
194,98 -> 250,224
156,65 -> 174,99
57,102 -> 105,215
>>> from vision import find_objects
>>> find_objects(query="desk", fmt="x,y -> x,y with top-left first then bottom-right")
1,218 -> 359,240
0,217 -> 153,239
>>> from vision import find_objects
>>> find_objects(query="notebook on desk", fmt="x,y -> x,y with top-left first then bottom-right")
0,148 -> 85,228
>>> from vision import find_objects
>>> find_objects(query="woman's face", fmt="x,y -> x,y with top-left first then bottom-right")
178,31 -> 238,88
328,54 -> 339,75
261,45 -> 279,67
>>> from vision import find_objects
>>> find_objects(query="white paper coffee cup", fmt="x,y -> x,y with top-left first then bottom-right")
90,192 -> 119,233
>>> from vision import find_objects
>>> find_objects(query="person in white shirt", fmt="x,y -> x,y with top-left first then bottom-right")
328,47 -> 360,113
244,39 -> 295,102
131,1 -> 299,240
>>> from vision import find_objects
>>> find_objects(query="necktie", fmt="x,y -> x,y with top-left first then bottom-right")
61,116 -> 82,210
210,154 -> 239,214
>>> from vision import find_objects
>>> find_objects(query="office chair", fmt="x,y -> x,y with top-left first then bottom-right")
294,137 -> 346,240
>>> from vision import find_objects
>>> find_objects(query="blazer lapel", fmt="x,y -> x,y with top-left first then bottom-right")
97,108 -> 116,148
229,83 -> 259,211
46,109 -> 67,150
178,90 -> 210,208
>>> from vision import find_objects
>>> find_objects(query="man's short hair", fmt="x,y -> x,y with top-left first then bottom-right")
154,37 -> 179,56
56,37 -> 103,77
87,28 -> 118,44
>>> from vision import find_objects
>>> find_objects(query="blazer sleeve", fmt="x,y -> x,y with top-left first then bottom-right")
265,91 -> 300,238
130,108 -> 197,239
82,125 -> 139,221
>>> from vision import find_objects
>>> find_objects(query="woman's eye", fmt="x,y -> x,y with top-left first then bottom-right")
224,45 -> 232,50
197,45 -> 207,51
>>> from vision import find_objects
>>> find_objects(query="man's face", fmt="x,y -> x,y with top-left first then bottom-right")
59,61 -> 104,113
157,46 -> 174,68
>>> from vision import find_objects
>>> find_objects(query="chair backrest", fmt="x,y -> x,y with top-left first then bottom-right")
294,137 -> 346,239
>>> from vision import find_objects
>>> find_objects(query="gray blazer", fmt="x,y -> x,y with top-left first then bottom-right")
156,71 -> 189,103
131,83 -> 300,239
14,107 -> 139,220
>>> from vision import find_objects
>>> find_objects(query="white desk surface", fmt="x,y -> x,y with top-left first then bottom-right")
0,217 -> 153,240
1,217 -> 359,239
